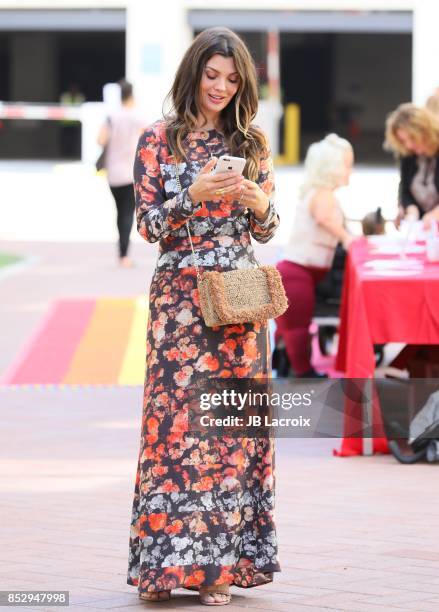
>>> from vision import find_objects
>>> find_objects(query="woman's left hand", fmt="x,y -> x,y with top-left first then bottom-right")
237,179 -> 270,221
422,207 -> 439,229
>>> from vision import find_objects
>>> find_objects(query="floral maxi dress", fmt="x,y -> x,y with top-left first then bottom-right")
127,120 -> 281,595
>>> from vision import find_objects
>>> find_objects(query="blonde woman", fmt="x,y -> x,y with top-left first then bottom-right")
426,88 -> 439,118
384,103 -> 439,227
275,134 -> 355,378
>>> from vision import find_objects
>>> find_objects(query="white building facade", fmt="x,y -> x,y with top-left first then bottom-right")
0,0 -> 438,160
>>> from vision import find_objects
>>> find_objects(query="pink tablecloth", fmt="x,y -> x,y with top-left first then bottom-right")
334,238 -> 439,456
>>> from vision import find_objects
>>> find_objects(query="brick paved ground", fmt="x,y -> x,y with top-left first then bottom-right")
1,241 -> 439,612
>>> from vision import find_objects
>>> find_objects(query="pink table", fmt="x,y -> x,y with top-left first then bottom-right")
334,238 -> 439,456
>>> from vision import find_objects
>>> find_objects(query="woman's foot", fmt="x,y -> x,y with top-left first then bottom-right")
139,590 -> 171,602
119,256 -> 134,268
199,584 -> 231,606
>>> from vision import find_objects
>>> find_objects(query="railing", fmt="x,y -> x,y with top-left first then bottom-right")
0,102 -> 82,121
0,101 -> 106,164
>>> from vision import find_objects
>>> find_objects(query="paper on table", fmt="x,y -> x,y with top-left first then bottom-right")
363,259 -> 424,270
362,269 -> 422,277
399,220 -> 427,241
367,235 -> 392,245
371,244 -> 425,255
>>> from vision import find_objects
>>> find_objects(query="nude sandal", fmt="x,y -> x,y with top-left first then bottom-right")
199,584 -> 231,606
139,590 -> 171,602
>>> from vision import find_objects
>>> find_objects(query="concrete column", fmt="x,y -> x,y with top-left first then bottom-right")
267,30 -> 280,102
125,0 -> 192,124
412,0 -> 439,105
256,29 -> 283,156
10,33 -> 57,102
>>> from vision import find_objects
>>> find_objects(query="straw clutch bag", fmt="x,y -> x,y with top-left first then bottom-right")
175,165 -> 288,327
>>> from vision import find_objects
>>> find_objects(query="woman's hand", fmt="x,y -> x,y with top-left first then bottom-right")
422,206 -> 439,230
405,205 -> 420,222
238,179 -> 270,220
394,205 -> 405,229
395,204 -> 419,228
188,157 -> 244,203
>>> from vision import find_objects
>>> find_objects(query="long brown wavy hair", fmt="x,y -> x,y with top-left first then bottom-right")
164,27 -> 267,181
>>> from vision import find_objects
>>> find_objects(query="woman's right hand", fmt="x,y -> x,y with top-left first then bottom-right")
405,205 -> 420,222
188,157 -> 244,204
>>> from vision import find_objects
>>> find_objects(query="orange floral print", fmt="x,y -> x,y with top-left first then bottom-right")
127,121 -> 280,596
148,513 -> 167,531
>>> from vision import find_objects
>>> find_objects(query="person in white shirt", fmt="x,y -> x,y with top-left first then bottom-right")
275,134 -> 356,377
97,80 -> 147,268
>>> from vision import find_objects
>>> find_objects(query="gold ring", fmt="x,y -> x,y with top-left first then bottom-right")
215,188 -> 225,196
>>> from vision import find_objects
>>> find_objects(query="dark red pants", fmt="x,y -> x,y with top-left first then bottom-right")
275,260 -> 328,375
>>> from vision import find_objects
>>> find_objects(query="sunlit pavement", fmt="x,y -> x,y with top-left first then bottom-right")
1,164 -> 439,611
2,367 -> 439,611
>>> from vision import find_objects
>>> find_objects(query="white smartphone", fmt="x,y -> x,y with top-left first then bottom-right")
213,155 -> 246,176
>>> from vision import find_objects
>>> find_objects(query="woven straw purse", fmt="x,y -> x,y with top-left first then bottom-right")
175,164 -> 288,327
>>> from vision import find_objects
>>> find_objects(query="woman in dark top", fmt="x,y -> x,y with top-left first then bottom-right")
384,103 -> 439,226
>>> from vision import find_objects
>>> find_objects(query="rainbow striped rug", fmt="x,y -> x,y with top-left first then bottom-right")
1,297 -> 148,386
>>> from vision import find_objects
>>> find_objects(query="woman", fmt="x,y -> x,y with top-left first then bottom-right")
426,87 -> 439,119
127,28 -> 281,606
384,103 -> 439,227
275,134 -> 355,378
97,79 -> 146,268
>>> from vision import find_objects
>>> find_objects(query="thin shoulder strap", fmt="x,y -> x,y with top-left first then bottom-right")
174,161 -> 201,280
174,159 -> 261,271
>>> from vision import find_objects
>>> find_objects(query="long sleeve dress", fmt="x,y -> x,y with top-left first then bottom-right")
127,119 -> 281,595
